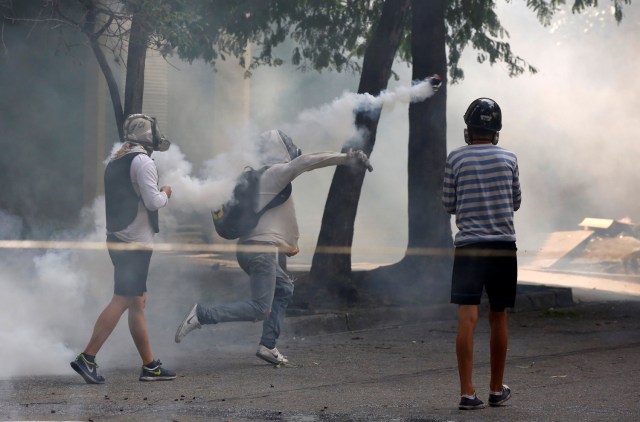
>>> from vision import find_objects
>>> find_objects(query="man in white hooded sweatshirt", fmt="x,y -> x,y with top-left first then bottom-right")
175,129 -> 372,364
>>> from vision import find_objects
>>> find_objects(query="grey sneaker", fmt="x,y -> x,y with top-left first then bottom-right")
175,304 -> 201,343
459,392 -> 485,410
256,345 -> 288,365
70,353 -> 105,384
139,359 -> 176,381
488,385 -> 512,406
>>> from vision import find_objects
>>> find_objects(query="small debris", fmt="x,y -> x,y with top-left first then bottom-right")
275,361 -> 302,368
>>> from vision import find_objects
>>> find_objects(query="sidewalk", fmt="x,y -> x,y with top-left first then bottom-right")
2,261 -> 639,421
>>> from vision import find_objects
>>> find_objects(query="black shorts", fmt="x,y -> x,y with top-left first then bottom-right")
450,241 -> 517,311
107,234 -> 152,297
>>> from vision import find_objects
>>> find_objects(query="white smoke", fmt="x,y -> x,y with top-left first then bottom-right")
0,199 -> 112,378
151,78 -> 439,220
446,3 -> 640,253
2,1 -> 635,379
281,78 -> 439,153
0,76 -> 439,379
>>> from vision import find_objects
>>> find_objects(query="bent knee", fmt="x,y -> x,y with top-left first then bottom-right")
252,301 -> 271,320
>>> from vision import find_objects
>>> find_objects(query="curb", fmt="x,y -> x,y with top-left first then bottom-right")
514,284 -> 574,312
283,283 -> 573,337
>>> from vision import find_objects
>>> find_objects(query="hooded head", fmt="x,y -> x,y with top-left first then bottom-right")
257,129 -> 301,165
123,114 -> 171,154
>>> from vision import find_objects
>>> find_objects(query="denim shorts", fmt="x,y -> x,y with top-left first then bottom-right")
450,241 -> 517,311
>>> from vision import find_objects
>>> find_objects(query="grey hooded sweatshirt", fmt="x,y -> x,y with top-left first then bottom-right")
239,129 -> 357,256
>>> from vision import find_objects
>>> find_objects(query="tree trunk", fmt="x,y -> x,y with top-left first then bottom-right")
309,0 -> 410,304
123,11 -> 148,117
407,0 -> 451,253
362,0 -> 453,305
81,2 -> 125,140
81,3 -> 148,138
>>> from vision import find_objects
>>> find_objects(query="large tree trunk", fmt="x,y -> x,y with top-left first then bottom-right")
359,0 -> 453,305
400,0 -> 452,289
123,11 -> 148,117
309,0 -> 410,304
406,0 -> 451,254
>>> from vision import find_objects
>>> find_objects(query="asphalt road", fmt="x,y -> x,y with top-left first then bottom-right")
1,297 -> 639,421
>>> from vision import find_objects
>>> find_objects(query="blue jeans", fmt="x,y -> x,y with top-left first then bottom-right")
197,244 -> 294,349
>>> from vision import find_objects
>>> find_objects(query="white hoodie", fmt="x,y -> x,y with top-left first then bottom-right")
239,130 -> 355,255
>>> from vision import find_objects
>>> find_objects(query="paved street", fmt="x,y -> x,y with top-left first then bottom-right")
1,293 -> 639,421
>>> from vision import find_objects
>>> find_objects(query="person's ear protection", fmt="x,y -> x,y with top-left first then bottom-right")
464,128 -> 499,145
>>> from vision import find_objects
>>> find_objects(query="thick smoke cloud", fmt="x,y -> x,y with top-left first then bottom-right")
445,4 -> 640,252
0,199 -> 112,378
0,3 -> 636,378
0,69 -> 437,378
153,77 -> 438,231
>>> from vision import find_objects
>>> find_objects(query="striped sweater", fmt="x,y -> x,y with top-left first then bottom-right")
442,144 -> 521,246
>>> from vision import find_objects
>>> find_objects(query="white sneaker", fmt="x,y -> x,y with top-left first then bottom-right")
256,345 -> 288,365
175,304 -> 201,343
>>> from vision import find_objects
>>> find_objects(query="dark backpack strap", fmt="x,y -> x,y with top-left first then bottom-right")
258,182 -> 292,217
253,166 -> 292,217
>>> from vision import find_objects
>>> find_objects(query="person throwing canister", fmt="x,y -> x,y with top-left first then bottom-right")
442,98 -> 521,410
175,129 -> 373,365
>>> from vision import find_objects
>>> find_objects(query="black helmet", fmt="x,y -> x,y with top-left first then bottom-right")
463,98 -> 502,133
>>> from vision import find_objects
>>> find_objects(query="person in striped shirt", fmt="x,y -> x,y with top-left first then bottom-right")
442,98 -> 521,410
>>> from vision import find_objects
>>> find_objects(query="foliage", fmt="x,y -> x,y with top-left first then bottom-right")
148,0 -> 388,77
1,0 -> 631,82
445,0 -> 538,81
442,0 -> 630,82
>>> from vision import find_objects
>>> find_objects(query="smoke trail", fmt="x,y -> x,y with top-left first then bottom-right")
281,77 -> 440,152
150,78 -> 440,220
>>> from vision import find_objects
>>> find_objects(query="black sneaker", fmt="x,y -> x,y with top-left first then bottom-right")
70,353 -> 105,384
489,385 -> 512,406
459,393 -> 485,410
139,359 -> 176,381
